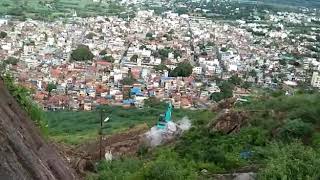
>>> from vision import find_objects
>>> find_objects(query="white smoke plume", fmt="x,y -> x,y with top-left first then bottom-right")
144,116 -> 191,147
176,117 -> 192,131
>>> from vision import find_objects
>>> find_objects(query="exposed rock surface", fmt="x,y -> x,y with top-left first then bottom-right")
209,110 -> 249,134
0,80 -> 78,180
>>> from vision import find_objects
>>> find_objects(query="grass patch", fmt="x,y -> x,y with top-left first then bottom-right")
46,105 -> 215,145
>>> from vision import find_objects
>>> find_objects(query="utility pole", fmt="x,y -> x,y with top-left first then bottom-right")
99,108 -> 103,160
98,108 -> 110,161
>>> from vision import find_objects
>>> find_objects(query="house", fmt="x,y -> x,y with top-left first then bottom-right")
193,67 -> 202,75
84,102 -> 92,111
96,61 -> 112,71
181,97 -> 192,109
115,93 -> 123,102
233,87 -> 251,98
311,72 -> 320,88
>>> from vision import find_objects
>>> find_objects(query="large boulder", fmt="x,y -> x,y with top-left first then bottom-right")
0,80 -> 78,180
209,109 -> 249,134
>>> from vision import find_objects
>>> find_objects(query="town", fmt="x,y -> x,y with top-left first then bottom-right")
1,1 -> 320,180
0,5 -> 319,111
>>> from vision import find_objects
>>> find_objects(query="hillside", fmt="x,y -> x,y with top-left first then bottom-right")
0,0 -> 126,20
0,79 -> 78,180
87,93 -> 320,179
245,0 -> 320,8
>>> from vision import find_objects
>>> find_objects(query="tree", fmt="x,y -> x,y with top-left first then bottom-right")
144,97 -> 165,108
158,48 -> 172,60
85,32 -> 95,39
229,75 -> 242,86
259,142 -> 320,180
169,62 -> 193,77
173,50 -> 182,59
279,59 -> 287,66
122,69 -> 136,85
5,57 -> 19,65
241,81 -> 252,89
163,34 -> 173,41
122,77 -> 135,85
220,47 -> 228,52
130,54 -> 138,62
278,119 -> 313,141
207,41 -> 215,46
146,32 -> 153,38
0,31 -> 7,39
248,69 -> 257,77
154,64 -> 169,72
99,49 -> 107,56
102,55 -> 115,63
168,29 -> 174,34
139,45 -> 147,50
70,45 -> 94,61
210,81 -> 234,102
46,83 -> 57,96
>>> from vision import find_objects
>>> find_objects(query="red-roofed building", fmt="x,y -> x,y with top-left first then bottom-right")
50,68 -> 62,78
130,68 -> 141,79
96,61 -> 112,70
96,97 -> 109,105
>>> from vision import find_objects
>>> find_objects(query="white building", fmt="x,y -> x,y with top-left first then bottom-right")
192,67 -> 202,75
311,72 -> 320,88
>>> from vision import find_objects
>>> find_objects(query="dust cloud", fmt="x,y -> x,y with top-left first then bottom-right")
144,117 -> 191,147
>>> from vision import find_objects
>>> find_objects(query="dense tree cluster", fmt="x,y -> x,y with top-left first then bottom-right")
0,31 -> 7,39
70,45 -> 94,61
85,32 -> 96,39
102,55 -> 115,63
99,49 -> 108,56
169,62 -> 193,77
130,54 -> 138,62
46,83 -> 57,93
5,57 -> 19,65
122,69 -> 136,85
210,75 -> 244,102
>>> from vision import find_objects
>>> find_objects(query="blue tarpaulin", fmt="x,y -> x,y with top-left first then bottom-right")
131,87 -> 143,96
123,99 -> 135,105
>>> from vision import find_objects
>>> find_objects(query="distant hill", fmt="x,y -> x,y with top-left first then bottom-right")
244,0 -> 320,8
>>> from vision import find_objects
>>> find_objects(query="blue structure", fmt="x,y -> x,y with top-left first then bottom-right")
157,102 -> 173,129
123,99 -> 135,105
130,87 -> 143,96
240,150 -> 252,159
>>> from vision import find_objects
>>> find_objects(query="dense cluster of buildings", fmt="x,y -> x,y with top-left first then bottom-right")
0,9 -> 319,111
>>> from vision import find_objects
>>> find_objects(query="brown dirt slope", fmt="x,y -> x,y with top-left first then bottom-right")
0,79 -> 78,180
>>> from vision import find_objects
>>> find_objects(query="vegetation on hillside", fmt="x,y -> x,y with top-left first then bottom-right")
0,0 -> 127,20
46,100 -> 214,145
87,92 -> 320,179
2,74 -> 48,134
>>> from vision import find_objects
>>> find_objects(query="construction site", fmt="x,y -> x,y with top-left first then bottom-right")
0,76 -> 253,179
2,75 -> 319,180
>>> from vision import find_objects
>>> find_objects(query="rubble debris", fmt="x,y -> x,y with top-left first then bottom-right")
212,98 -> 237,112
209,110 -> 249,134
77,123 -> 149,160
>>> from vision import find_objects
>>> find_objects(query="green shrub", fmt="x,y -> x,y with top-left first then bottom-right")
3,74 -> 47,134
258,142 -> 320,180
278,119 -> 313,141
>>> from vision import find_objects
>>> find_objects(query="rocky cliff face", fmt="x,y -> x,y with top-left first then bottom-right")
0,80 -> 78,180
